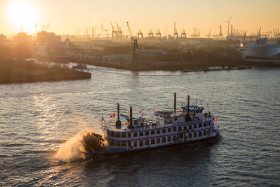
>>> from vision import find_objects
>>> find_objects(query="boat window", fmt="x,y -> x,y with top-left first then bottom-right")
199,132 -> 202,137
204,122 -> 207,127
168,128 -> 171,132
189,133 -> 192,138
173,136 -> 177,141
174,117 -> 177,121
134,141 -> 137,147
156,129 -> 161,134
173,127 -> 177,131
178,126 -> 182,131
199,123 -> 202,128
111,141 -> 116,146
162,129 -> 166,133
128,133 -> 131,138
168,136 -> 171,142
162,137 -> 166,142
189,125 -> 192,129
134,133 -> 138,137
151,139 -> 155,144
203,130 -> 206,136
111,132 -> 115,137
194,124 -> 197,128
145,140 -> 149,145
122,142 -> 126,147
128,141 -> 131,146
145,131 -> 149,136
157,138 -> 161,143
116,133 -> 120,138
151,130 -> 155,135
194,133 -> 197,138
121,133 -> 126,138
179,133 -> 183,139
184,126 -> 187,130
116,141 -> 120,146
140,141 -> 143,146
140,132 -> 143,136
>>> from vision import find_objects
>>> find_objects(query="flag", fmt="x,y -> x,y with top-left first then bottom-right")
101,117 -> 104,123
214,117 -> 217,121
139,110 -> 143,115
110,113 -> 115,118
125,119 -> 130,125
206,103 -> 209,106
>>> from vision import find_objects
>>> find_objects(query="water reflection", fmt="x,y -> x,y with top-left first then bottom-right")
82,140 -> 219,186
34,94 -> 59,150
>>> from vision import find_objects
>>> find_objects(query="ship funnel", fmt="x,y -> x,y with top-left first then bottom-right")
174,92 -> 176,114
128,106 -> 134,129
116,103 -> 121,129
185,95 -> 191,121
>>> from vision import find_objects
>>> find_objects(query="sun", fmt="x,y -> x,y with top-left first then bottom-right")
6,0 -> 37,34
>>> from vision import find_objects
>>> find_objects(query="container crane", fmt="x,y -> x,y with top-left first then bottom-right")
155,29 -> 161,38
137,29 -> 143,38
181,29 -> 186,38
148,29 -> 154,37
126,22 -> 133,40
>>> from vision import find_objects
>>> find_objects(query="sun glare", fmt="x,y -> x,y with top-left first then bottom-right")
6,0 -> 37,34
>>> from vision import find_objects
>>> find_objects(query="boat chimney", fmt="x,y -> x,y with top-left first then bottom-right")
174,92 -> 176,114
128,106 -> 133,129
116,103 -> 121,128
185,95 -> 191,121
130,106 -> 132,124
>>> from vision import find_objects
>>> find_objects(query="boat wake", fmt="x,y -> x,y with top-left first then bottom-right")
53,130 -> 104,162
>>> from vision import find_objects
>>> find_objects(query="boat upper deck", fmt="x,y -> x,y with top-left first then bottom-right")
102,115 -> 214,132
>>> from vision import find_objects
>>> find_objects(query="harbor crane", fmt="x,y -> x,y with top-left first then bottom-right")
206,29 -> 211,38
116,22 -> 123,40
111,22 -> 117,40
181,29 -> 186,38
45,23 -> 50,32
148,29 -> 154,37
126,22 -> 133,40
174,22 -> 178,38
191,28 -> 200,38
137,29 -> 143,38
155,29 -> 161,38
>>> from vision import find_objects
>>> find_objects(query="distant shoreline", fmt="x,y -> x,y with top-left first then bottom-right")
0,59 -> 91,84
71,58 -> 280,72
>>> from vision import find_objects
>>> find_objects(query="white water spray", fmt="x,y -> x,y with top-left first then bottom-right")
54,129 -> 97,162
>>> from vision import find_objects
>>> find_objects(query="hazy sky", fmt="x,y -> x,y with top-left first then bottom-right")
1,0 -> 280,38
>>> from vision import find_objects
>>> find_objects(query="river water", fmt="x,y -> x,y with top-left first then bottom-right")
0,66 -> 279,186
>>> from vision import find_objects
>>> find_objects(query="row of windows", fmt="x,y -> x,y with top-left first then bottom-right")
109,130 -> 211,147
109,122 -> 212,138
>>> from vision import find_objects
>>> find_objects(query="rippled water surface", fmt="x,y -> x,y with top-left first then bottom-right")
0,67 -> 280,186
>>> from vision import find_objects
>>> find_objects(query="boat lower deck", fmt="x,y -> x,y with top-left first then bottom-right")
85,130 -> 220,155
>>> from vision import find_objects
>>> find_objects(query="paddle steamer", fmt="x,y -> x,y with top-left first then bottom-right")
86,93 -> 219,155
